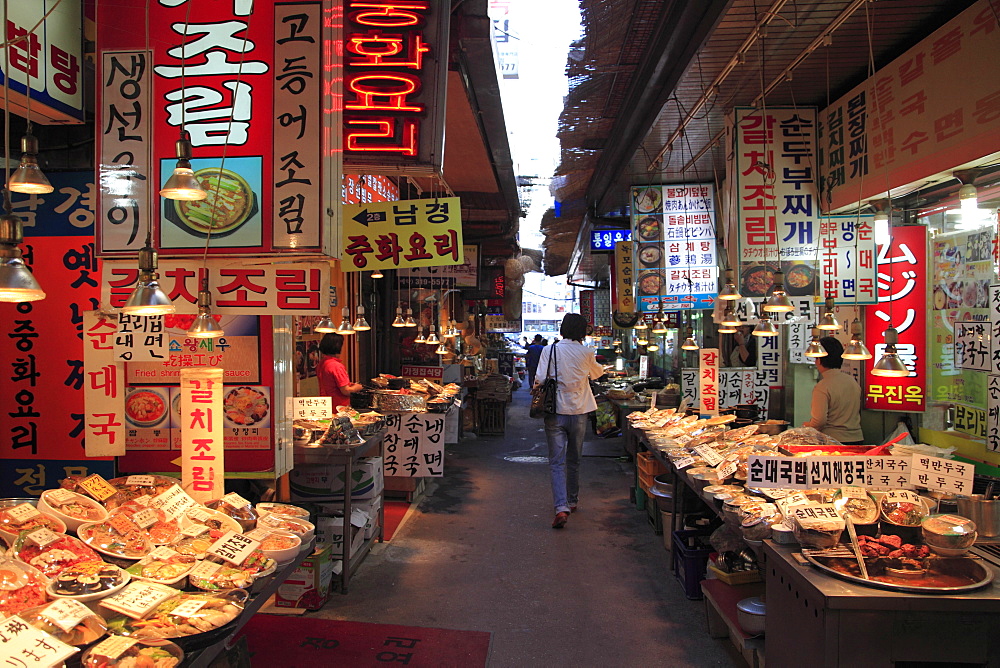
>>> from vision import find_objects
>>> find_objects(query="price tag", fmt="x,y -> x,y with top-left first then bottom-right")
221,492 -> 251,509
187,507 -> 214,523
716,459 -> 738,479
839,486 -> 868,500
89,636 -> 139,661
109,513 -> 139,536
99,582 -> 178,620
170,599 -> 208,618
243,528 -> 271,541
784,492 -> 811,507
132,508 -> 160,530
883,489 -> 921,505
650,391 -> 658,409
149,485 -> 199,521
188,560 -> 222,580
44,489 -> 78,507
132,495 -> 152,507
148,546 -> 179,560
5,503 -> 42,525
692,445 -> 723,466
181,524 -> 209,538
790,503 -> 844,529
207,531 -> 260,566
288,396 -> 333,420
757,503 -> 778,516
673,457 -> 695,470
125,476 -> 156,487
652,418 -> 670,428
40,599 -> 92,633
937,514 -> 975,527
77,473 -> 119,502
0,615 -> 78,666
26,527 -> 60,548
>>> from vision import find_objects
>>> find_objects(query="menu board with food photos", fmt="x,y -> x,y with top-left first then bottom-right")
630,183 -> 717,312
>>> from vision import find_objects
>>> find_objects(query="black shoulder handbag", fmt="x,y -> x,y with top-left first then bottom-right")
529,343 -> 558,418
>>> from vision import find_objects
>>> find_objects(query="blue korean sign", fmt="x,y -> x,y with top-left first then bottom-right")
590,229 -> 632,251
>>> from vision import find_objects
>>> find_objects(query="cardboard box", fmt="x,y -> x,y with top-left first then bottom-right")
316,498 -> 381,540
315,513 -> 366,557
289,456 -> 383,501
272,545 -> 335,610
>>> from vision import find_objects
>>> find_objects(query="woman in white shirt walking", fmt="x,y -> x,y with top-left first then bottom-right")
534,313 -> 605,529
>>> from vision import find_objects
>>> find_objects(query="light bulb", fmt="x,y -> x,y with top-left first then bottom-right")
413,329 -> 426,344
336,307 -> 355,334
403,308 -> 416,327
160,131 -> 207,201
647,342 -> 659,352
681,337 -> 699,351
752,317 -> 779,337
391,307 -> 406,327
0,212 -> 45,301
873,211 -> 890,247
718,324 -> 737,334
817,297 -> 840,331
804,339 -> 827,357
353,305 -> 371,331
426,330 -> 440,345
371,269 -> 384,279
763,271 -> 794,312
634,319 -> 648,330
435,343 -> 448,355
718,268 -> 741,301
637,335 -> 649,346
187,288 -> 224,338
721,307 -> 741,327
842,319 -> 872,360
314,316 -> 336,333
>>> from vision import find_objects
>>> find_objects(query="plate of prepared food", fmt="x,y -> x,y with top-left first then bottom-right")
124,388 -> 169,428
638,243 -> 663,267
741,264 -> 776,297
166,168 -> 258,239
636,216 -> 662,241
637,270 -> 665,296
633,187 -> 662,213
223,386 -> 270,427
783,262 -> 816,296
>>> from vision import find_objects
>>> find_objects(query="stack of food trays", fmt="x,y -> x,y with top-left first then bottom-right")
0,476 -> 315,661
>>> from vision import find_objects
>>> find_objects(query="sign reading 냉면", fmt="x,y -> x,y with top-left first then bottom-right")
381,412 -> 445,477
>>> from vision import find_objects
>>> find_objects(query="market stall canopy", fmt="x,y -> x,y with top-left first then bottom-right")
545,0 -> 982,277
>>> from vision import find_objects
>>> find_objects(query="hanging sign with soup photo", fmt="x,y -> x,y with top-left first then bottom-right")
124,388 -> 171,450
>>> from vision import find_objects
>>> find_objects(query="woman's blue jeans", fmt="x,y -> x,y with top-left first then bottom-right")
544,413 -> 587,513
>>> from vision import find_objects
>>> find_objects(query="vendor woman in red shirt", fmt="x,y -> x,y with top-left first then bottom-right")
317,333 -> 363,408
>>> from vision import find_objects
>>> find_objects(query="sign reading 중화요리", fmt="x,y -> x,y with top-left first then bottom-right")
342,197 -> 464,272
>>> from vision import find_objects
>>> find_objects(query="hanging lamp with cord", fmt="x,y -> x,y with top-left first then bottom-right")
647,339 -> 660,352
842,319 -> 872,360
636,332 -> 649,346
336,306 -> 355,335
763,270 -> 794,312
7,41 -> 52,195
634,315 -> 648,330
651,308 -> 668,334
752,315 -> 779,337
718,268 -> 740,300
314,313 -> 336,333
817,297 -> 840,331
371,268 -> 384,279
413,327 -> 426,344
680,326 -> 699,351
353,304 -> 371,331
804,327 -> 828,358
391,303 -> 405,327
721,306 -> 742,328
871,326 -> 909,377
187,280 -> 224,338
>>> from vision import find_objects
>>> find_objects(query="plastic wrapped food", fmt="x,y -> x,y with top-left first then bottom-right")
49,561 -> 129,599
921,513 -> 978,551
126,551 -> 197,586
20,598 -> 108,646
109,502 -> 181,545
105,476 -> 180,510
0,503 -> 66,543
38,489 -> 109,532
741,503 -> 781,541
790,514 -> 845,549
106,589 -> 247,639
13,530 -> 103,577
0,557 -> 50,616
180,507 -> 242,535
256,513 -> 314,541
880,490 -> 927,526
775,427 -> 842,446
832,488 -> 880,524
82,638 -> 184,668
254,502 -> 309,520
206,496 -> 258,532
169,527 -> 223,560
78,521 -> 152,560
187,550 -> 276,592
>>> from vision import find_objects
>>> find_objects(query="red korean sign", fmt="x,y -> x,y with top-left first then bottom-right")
865,225 -> 927,410
96,0 -> 325,256
698,348 -> 720,416
180,368 -> 225,503
343,174 -> 400,205
342,0 -> 449,174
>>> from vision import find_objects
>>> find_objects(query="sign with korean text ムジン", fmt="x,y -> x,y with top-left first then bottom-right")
342,197 -> 463,272
381,412 -> 445,477
0,0 -> 84,124
612,240 -> 635,313
734,107 -> 820,299
342,0 -> 450,174
101,259 -> 330,315
630,184 -> 717,312
865,226 -> 927,411
96,0 -> 328,257
83,311 -> 125,457
819,0 -> 1000,213
698,348 -> 720,416
180,368 -> 225,503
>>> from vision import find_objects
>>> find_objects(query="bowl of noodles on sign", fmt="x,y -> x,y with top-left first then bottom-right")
223,387 -> 269,427
168,168 -> 258,238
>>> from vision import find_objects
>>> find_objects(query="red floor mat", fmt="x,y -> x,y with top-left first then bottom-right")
383,500 -> 409,540
237,615 -> 490,667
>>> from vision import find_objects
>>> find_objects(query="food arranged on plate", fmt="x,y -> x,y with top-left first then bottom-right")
13,531 -> 104,577
49,561 -> 128,598
637,269 -> 665,295
78,520 -> 153,560
82,638 -> 184,668
0,557 -> 50,616
124,389 -> 168,427
633,187 -> 662,213
638,243 -> 663,266
106,589 -> 247,639
20,599 -> 108,646
741,264 -> 775,296
223,386 -> 270,426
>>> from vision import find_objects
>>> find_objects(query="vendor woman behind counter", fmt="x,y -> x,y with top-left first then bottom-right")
317,333 -> 363,408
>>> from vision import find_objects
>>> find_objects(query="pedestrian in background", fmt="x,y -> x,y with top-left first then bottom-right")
525,334 -> 545,388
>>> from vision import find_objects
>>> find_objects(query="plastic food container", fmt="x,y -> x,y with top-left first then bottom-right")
188,551 -> 276,592
832,488 -> 880,525
180,507 -> 242,535
105,589 -> 248,639
255,530 -> 302,564
256,514 -> 314,544
0,557 -> 51,616
0,502 -> 67,545
77,521 -> 152,560
47,561 -> 130,602
37,489 -> 109,533
82,638 -> 184,667
879,490 -> 927,526
125,552 -> 197,586
206,499 -> 258,532
12,531 -> 103,577
109,502 -> 181,545
255,502 -> 309,520
790,515 -> 845,549
105,475 -> 180,510
921,513 -> 978,555
20,599 -> 108,646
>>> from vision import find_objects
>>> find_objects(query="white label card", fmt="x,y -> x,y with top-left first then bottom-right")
650,392 -> 658,409
692,445 -> 724,466
148,546 -> 179,560
839,486 -> 868,499
6,503 -> 41,525
26,527 -> 60,548
790,503 -> 844,529
131,508 -> 160,530
89,636 -> 139,661
937,514 -> 975,527
170,599 -> 208,618
0,615 -> 78,666
44,489 -> 78,506
221,493 -> 251,509
125,476 -> 156,487
132,495 -> 152,507
673,457 -> 695,470
150,485 -> 200,521
181,524 -> 210,538
188,560 -> 223,580
716,460 -> 738,479
99,583 -> 178,620
784,492 -> 811,508
207,531 -> 261,566
187,507 -> 214,523
243,528 -> 271,541
883,489 -> 921,505
40,599 -> 92,634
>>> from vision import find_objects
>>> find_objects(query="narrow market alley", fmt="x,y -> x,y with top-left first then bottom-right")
312,387 -> 741,667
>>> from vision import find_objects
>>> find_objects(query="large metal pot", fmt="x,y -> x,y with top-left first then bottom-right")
957,495 -> 1000,537
736,596 -> 765,635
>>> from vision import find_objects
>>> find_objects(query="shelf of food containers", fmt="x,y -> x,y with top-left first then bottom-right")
0,476 -> 318,667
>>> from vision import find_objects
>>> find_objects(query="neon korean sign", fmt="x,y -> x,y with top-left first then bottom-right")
343,0 -> 449,173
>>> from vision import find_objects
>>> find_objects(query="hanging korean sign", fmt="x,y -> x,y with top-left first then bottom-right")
180,368 -> 225,503
342,0 -> 450,174
818,215 -> 877,304
698,349 -> 720,416
101,258 -> 329,315
682,368 -> 769,412
96,0 -> 327,257
0,0 -> 84,124
590,228 -> 631,251
630,184 -> 717,312
382,412 -> 445,477
83,312 -> 125,458
401,245 -> 479,287
733,107 -> 824,302
819,0 -> 1000,212
341,197 -> 463,271
612,240 -> 635,313
865,226 -> 927,411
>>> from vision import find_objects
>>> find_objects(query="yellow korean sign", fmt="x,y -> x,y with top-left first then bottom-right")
342,197 -> 464,272
614,240 -> 635,312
